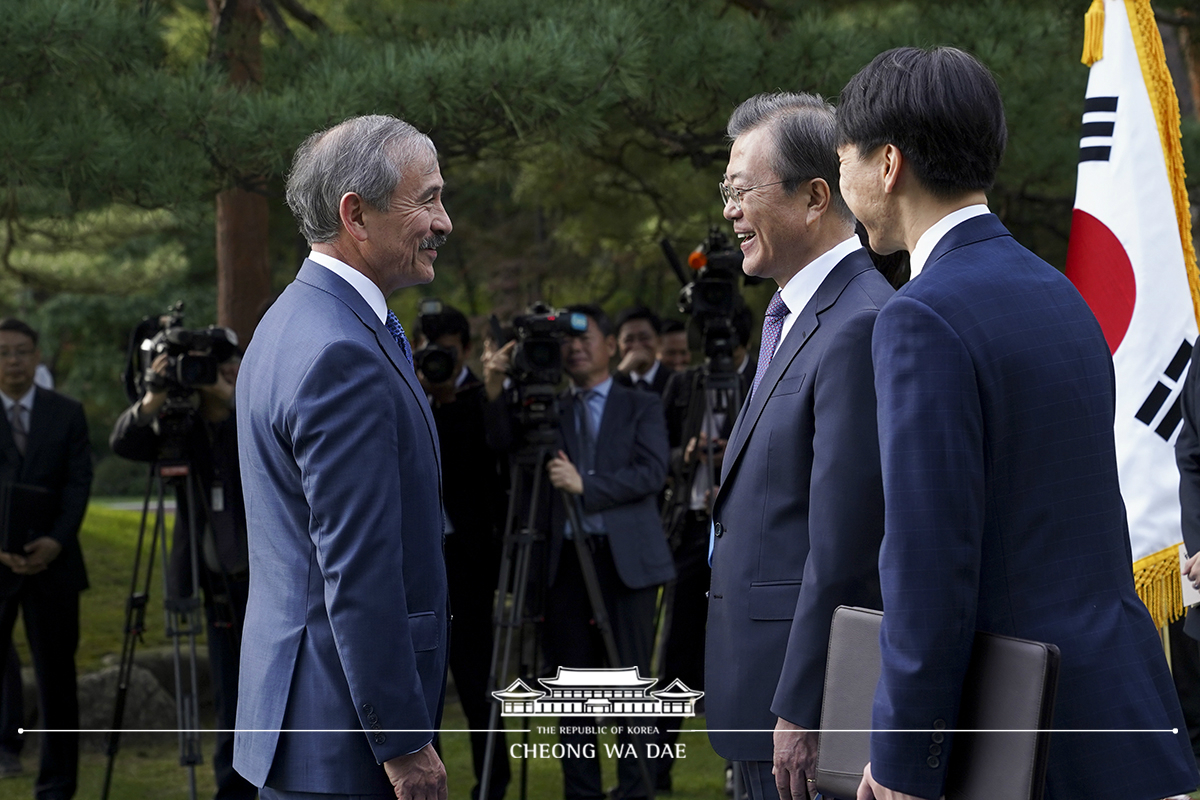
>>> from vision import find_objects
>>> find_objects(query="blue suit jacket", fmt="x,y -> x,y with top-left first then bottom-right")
234,261 -> 448,794
870,214 -> 1197,799
705,248 -> 892,761
548,382 -> 674,590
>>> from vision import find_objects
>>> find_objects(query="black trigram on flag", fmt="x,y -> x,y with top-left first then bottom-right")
1079,96 -> 1118,163
1134,339 -> 1193,440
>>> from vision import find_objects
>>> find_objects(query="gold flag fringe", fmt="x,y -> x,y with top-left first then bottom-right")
1133,542 -> 1185,629
1126,0 -> 1200,327
1082,0 -> 1105,66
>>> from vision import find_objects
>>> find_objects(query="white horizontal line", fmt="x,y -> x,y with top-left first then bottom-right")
678,728 -> 1179,734
20,728 -> 529,734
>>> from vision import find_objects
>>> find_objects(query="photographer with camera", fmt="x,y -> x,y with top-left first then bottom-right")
485,303 -> 673,800
109,327 -> 254,800
411,301 -> 510,800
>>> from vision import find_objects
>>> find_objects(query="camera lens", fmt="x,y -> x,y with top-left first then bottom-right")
416,348 -> 456,384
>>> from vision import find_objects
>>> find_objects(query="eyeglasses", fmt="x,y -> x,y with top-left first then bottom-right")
0,348 -> 34,361
719,178 -> 807,210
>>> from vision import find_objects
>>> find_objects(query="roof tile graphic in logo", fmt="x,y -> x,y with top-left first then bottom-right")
493,667 -> 703,717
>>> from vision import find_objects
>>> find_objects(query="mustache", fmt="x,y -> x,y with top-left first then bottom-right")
421,233 -> 448,250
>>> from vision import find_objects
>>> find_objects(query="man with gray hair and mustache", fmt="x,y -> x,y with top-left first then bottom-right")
235,114 -> 453,800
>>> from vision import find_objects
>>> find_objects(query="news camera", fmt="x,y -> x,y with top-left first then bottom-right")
662,227 -> 755,368
122,302 -> 238,405
489,302 -> 588,444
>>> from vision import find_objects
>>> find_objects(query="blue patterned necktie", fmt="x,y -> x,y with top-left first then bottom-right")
750,291 -> 790,400
385,310 -> 413,366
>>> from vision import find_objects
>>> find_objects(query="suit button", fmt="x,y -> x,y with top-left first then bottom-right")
368,713 -> 379,724
362,703 -> 374,714
932,732 -> 944,744
927,756 -> 940,768
929,744 -> 941,756
714,522 -> 724,538
932,719 -> 946,730
375,734 -> 386,745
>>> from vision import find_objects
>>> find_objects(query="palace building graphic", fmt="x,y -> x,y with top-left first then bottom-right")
492,667 -> 703,717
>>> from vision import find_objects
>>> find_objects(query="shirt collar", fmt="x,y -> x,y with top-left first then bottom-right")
629,361 -> 661,386
908,204 -> 990,279
0,385 -> 35,413
307,250 -> 388,323
574,375 -> 614,399
778,235 -> 861,317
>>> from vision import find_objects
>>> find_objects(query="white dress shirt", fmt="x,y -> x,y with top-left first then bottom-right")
775,235 -> 862,352
908,204 -> 991,279
307,250 -> 388,324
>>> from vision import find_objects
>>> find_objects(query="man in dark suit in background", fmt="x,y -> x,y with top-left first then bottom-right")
703,93 -> 892,800
0,317 -> 92,800
412,304 -> 510,800
236,115 -> 452,800
838,47 -> 1197,800
1176,340 -> 1200,773
485,304 -> 673,800
613,307 -> 670,395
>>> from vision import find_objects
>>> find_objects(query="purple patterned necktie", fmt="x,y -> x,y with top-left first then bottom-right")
750,291 -> 790,400
385,310 -> 413,366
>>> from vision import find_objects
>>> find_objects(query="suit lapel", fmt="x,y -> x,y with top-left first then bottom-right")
295,261 -> 441,463
560,390 -> 582,463
20,389 -> 50,474
719,249 -> 874,490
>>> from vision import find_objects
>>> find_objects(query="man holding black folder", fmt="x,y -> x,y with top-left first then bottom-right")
836,47 -> 1198,800
0,317 -> 91,800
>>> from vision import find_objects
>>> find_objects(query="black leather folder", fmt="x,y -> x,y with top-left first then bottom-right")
0,482 -> 53,554
814,606 -> 1060,800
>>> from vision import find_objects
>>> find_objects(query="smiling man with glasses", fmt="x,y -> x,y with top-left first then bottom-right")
0,317 -> 92,800
703,92 -> 893,800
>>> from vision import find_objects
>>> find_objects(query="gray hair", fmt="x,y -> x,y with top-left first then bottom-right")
726,92 -> 852,221
285,115 -> 437,244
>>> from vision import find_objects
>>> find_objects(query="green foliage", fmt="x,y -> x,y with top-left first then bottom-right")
0,0 -> 1117,456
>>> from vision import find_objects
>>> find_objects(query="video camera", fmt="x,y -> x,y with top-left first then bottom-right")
122,301 -> 239,405
662,227 -> 754,367
490,302 -> 588,444
412,298 -> 460,384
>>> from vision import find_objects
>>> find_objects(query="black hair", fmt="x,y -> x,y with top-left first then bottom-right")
614,306 -> 662,337
566,304 -> 614,337
415,304 -> 470,349
661,319 -> 686,335
0,318 -> 38,346
727,92 -> 852,221
836,46 -> 1007,197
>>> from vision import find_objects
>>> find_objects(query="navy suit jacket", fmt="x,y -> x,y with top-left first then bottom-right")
870,214 -> 1196,799
548,381 -> 674,590
234,261 -> 448,794
705,248 -> 891,761
1177,341 -> 1200,640
0,387 -> 91,596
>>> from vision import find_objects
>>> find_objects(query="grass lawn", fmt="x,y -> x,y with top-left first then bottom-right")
0,503 -> 729,799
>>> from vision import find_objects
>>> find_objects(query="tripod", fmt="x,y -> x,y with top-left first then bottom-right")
654,354 -> 744,674
101,455 -> 207,800
480,428 -> 657,800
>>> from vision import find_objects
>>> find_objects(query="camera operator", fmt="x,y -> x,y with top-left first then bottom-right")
109,339 -> 254,800
485,304 -> 673,800
613,307 -> 669,395
411,303 -> 510,800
